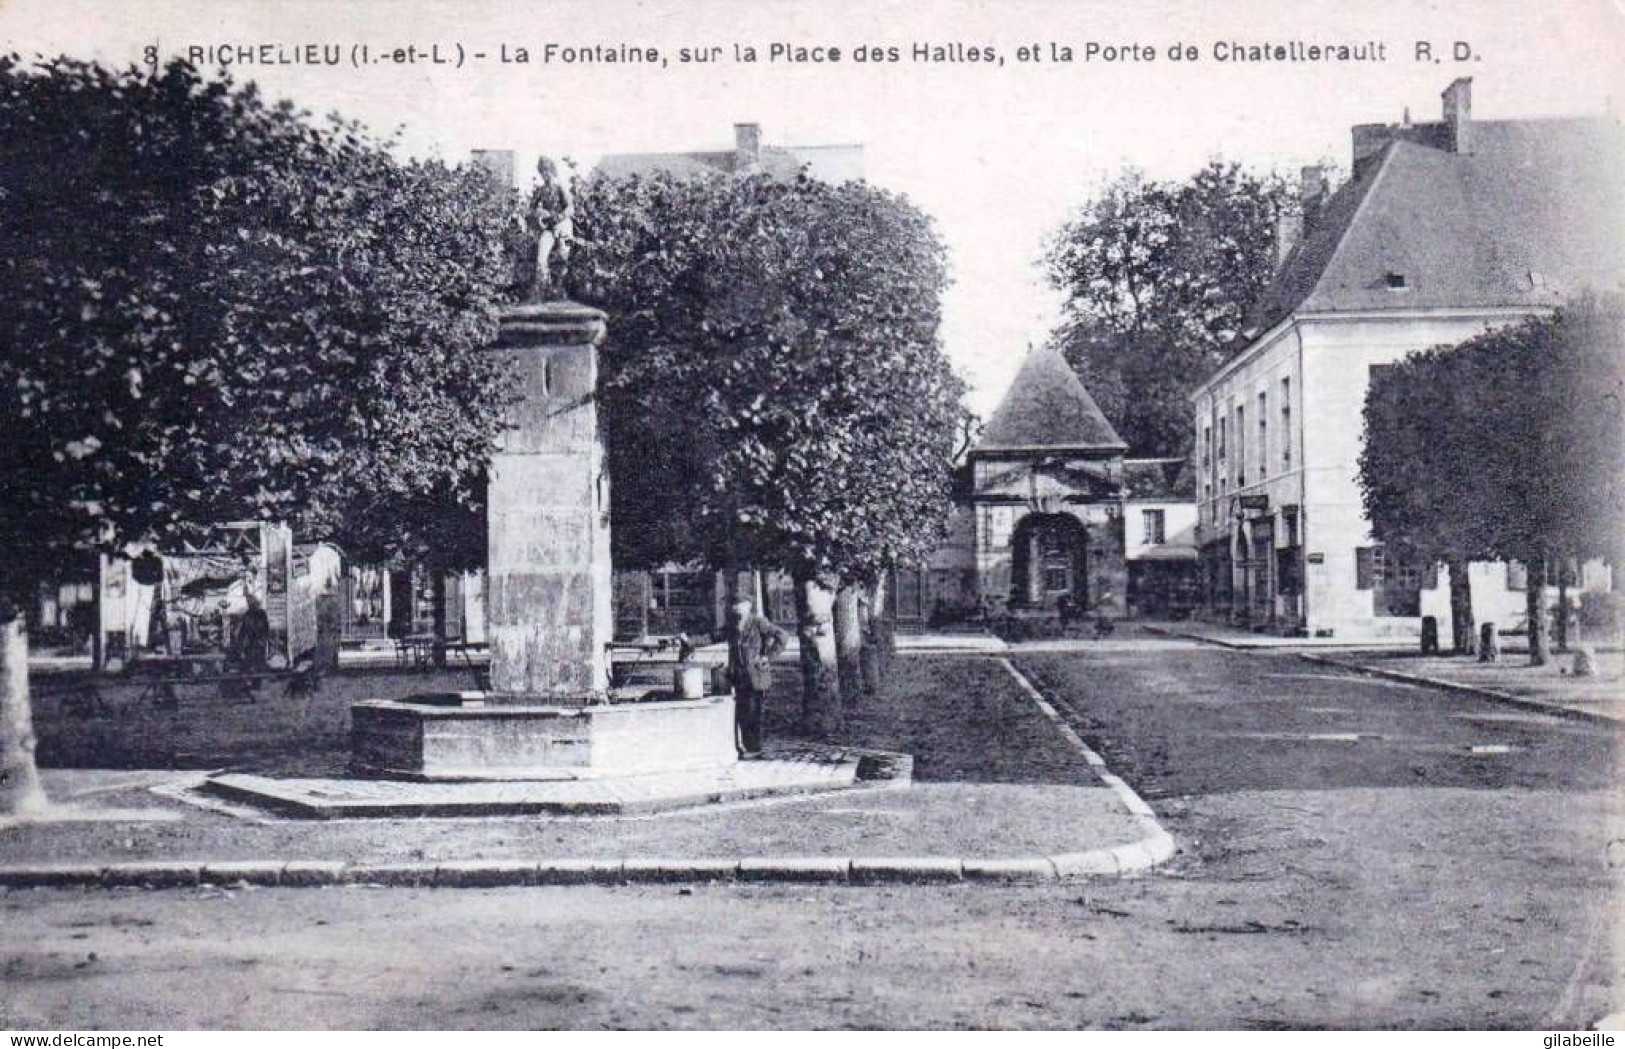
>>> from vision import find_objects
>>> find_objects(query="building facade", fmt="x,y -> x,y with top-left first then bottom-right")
1192,78 -> 1624,638
892,345 -> 1197,625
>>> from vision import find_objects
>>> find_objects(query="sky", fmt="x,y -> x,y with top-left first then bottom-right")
3,0 -> 1622,416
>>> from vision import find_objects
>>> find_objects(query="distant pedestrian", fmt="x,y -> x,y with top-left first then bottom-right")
230,594 -> 271,672
726,597 -> 788,758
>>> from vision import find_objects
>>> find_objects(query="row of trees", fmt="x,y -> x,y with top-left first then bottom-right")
1,57 -> 522,812
571,170 -> 966,732
1358,296 -> 1625,664
1044,162 -> 1301,456
1,57 -> 966,811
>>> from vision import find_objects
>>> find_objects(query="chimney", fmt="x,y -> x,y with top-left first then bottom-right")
1276,165 -> 1327,267
734,123 -> 762,170
471,149 -> 516,189
1299,165 -> 1328,229
1274,209 -> 1303,269
1441,77 -> 1473,154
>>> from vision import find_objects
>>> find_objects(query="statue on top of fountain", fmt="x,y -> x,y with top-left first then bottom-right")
523,156 -> 575,302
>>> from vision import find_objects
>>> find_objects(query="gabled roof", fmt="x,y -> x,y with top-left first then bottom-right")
975,344 -> 1127,454
1247,116 -> 1625,335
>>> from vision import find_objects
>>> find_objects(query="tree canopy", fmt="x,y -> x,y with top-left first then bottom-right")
0,55 -> 516,600
1359,295 -> 1625,661
571,169 -> 966,588
1360,295 -> 1625,569
1044,161 -> 1297,457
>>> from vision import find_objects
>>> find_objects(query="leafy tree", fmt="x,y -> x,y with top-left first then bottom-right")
1359,295 -> 1625,664
1360,347 -> 1498,653
1045,162 -> 1297,456
0,56 -> 513,812
572,170 -> 963,729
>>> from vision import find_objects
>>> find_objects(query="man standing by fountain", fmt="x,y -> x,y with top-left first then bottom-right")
727,596 -> 788,759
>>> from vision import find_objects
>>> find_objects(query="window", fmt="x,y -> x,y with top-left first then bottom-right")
1358,546 -> 1429,616
1235,404 -> 1246,486
1281,377 -> 1292,467
1218,414 -> 1227,461
1201,425 -> 1211,468
1507,560 -> 1528,591
1142,509 -> 1167,546
1043,567 -> 1070,593
1258,391 -> 1268,477
1356,546 -> 1385,590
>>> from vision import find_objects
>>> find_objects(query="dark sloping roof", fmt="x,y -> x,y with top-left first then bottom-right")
1248,116 -> 1625,334
976,344 -> 1127,453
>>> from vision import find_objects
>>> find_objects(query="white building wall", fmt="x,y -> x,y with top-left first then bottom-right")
1192,308 -> 1610,640
1124,501 -> 1197,558
1194,322 -> 1308,626
1297,312 -> 1531,637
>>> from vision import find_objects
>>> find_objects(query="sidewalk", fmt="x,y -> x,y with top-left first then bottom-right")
1142,620 -> 1410,651
1305,648 -> 1625,725
2,654 -> 1171,886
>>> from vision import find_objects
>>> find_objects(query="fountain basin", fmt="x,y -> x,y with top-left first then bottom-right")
350,694 -> 739,781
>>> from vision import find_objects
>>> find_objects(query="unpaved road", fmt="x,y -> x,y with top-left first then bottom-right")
4,637 -> 1620,1029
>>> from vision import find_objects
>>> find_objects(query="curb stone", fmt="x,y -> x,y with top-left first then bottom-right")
432,860 -> 539,888
621,858 -> 740,883
280,861 -> 346,886
849,857 -> 964,884
200,861 -> 282,887
997,658 -> 1178,878
1298,652 -> 1621,727
738,857 -> 850,883
0,659 -> 1179,891
961,857 -> 1057,882
99,862 -> 199,889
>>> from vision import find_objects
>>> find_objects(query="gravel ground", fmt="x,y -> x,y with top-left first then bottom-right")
7,655 -> 1135,865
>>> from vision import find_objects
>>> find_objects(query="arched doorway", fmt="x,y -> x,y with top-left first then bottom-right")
1009,512 -> 1089,610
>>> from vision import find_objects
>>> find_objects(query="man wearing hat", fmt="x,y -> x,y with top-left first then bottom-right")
726,596 -> 788,758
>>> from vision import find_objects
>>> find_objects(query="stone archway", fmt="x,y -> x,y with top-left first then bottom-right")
1009,512 -> 1089,610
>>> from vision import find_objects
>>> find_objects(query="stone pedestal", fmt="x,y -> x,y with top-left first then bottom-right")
349,297 -> 738,781
485,300 -> 613,700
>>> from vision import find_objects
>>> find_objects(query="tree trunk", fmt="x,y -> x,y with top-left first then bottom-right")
1447,556 -> 1476,656
859,576 -> 882,695
0,608 -> 48,816
1526,558 -> 1549,667
430,568 -> 448,668
1555,567 -> 1570,654
869,575 -> 893,688
834,584 -> 864,709
793,572 -> 841,737
90,569 -> 104,671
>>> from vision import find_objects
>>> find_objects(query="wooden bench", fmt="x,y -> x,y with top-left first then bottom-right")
123,652 -> 324,711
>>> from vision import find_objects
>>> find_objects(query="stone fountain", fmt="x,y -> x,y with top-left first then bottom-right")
347,151 -> 737,781
202,151 -> 902,817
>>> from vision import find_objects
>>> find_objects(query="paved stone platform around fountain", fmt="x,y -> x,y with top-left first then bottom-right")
200,744 -> 911,819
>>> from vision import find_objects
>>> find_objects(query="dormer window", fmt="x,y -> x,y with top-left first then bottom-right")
1384,271 -> 1409,290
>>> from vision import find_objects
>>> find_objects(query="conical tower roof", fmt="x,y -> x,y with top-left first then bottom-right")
975,344 -> 1127,454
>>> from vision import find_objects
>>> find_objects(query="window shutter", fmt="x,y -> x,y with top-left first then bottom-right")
1356,547 -> 1374,590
